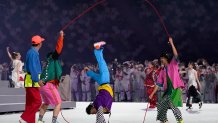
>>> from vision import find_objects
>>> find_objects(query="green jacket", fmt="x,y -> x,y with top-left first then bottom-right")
40,52 -> 62,83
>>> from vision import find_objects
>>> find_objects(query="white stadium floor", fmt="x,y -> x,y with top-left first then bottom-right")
0,102 -> 218,123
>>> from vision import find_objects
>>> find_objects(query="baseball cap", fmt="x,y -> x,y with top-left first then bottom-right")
32,35 -> 45,44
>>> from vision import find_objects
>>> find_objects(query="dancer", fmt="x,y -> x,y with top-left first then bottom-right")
20,35 -> 45,123
186,62 -> 202,109
37,31 -> 64,123
144,62 -> 157,109
85,41 -> 113,123
149,37 -> 184,123
6,47 -> 25,88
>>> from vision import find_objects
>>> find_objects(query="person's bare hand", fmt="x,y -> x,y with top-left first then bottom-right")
38,80 -> 45,87
60,30 -> 64,36
6,47 -> 9,51
168,37 -> 173,45
84,67 -> 90,71
149,94 -> 153,100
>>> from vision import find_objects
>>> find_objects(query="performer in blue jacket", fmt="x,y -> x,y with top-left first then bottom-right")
85,41 -> 113,123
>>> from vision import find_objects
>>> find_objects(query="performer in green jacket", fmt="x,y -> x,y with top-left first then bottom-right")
37,31 -> 64,123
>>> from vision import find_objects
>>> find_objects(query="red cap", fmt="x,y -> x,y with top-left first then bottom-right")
32,35 -> 45,44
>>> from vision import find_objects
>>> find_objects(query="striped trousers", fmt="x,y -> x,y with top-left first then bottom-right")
157,95 -> 183,122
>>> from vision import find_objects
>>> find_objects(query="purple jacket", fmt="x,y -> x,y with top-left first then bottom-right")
156,57 -> 184,90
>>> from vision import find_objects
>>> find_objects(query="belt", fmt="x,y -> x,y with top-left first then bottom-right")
100,83 -> 109,86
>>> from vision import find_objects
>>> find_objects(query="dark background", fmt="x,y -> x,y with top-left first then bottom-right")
0,0 -> 218,73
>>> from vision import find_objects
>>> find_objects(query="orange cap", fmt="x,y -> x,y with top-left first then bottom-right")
32,35 -> 45,44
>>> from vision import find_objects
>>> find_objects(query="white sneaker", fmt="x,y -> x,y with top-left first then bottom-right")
94,41 -> 106,49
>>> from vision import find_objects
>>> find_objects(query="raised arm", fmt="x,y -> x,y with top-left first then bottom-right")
55,30 -> 64,55
6,47 -> 13,61
85,67 -> 101,84
168,37 -> 178,58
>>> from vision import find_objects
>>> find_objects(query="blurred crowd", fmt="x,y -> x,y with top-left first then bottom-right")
1,58 -> 218,103
69,58 -> 218,103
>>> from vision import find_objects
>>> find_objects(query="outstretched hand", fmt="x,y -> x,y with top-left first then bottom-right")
168,36 -> 178,57
6,47 -> 9,51
60,30 -> 64,36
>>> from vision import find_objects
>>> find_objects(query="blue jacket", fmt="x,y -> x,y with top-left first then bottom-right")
24,47 -> 42,82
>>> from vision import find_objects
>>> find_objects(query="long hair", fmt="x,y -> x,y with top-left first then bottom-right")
188,62 -> 197,70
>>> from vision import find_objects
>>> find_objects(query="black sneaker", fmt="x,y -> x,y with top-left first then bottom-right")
199,102 -> 203,109
186,103 -> 192,108
186,107 -> 192,110
186,105 -> 192,110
